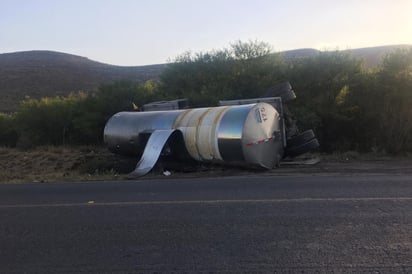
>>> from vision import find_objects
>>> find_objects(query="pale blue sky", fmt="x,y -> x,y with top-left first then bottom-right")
1,0 -> 411,65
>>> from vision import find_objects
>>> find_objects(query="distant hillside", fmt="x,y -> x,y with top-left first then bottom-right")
281,45 -> 412,67
281,48 -> 320,61
345,45 -> 412,67
1,45 -> 411,112
0,51 -> 165,112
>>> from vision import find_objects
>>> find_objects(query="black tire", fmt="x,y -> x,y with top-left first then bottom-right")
286,138 -> 320,157
287,129 -> 315,148
264,82 -> 296,102
279,89 -> 296,102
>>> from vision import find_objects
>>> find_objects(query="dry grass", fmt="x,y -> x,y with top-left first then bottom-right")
0,145 -> 265,183
2,146 -> 412,184
0,146 -> 134,183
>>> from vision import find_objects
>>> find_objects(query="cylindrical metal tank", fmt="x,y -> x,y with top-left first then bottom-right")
104,102 -> 282,169
104,110 -> 185,156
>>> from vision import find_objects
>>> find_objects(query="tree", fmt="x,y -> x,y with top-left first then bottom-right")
159,40 -> 286,106
286,51 -> 369,151
374,48 -> 412,153
231,40 -> 272,60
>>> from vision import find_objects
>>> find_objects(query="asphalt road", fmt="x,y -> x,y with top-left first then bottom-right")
1,174 -> 412,273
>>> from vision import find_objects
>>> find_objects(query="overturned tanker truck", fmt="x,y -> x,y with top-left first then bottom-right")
104,82 -> 319,177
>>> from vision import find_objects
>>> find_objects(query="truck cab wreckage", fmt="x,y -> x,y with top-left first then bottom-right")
104,82 -> 319,177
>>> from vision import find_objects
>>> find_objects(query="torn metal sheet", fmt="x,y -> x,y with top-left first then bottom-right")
128,129 -> 178,178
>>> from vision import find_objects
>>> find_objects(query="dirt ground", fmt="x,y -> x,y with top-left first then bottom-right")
0,146 -> 127,183
1,146 -> 412,183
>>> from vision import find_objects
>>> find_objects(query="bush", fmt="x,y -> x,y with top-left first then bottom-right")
0,113 -> 18,147
13,81 -> 159,148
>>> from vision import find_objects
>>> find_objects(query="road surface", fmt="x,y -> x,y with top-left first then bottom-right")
1,174 -> 412,273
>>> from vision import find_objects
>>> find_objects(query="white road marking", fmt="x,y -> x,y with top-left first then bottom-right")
0,197 -> 412,208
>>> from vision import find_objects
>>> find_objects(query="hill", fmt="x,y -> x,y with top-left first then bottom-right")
281,45 -> 412,67
1,45 -> 411,112
0,51 -> 165,112
345,45 -> 412,67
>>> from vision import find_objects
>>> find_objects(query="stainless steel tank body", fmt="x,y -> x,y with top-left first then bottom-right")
104,103 -> 283,175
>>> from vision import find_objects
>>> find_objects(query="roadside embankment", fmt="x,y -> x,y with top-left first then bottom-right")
1,147 -> 412,183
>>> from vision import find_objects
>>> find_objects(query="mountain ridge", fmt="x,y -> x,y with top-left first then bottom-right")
0,50 -> 165,112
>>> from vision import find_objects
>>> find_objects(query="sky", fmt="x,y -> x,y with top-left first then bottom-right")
1,0 -> 411,66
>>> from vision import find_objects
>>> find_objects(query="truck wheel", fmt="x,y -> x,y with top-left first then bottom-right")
286,138 -> 320,157
279,89 -> 296,102
265,81 -> 296,102
287,129 -> 315,148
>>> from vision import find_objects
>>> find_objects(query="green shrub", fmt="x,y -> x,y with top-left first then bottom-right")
0,113 -> 18,147
14,81 -> 159,148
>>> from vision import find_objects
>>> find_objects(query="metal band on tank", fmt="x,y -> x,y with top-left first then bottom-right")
217,104 -> 252,161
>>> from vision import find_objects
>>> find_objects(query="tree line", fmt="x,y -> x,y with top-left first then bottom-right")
1,40 -> 411,154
